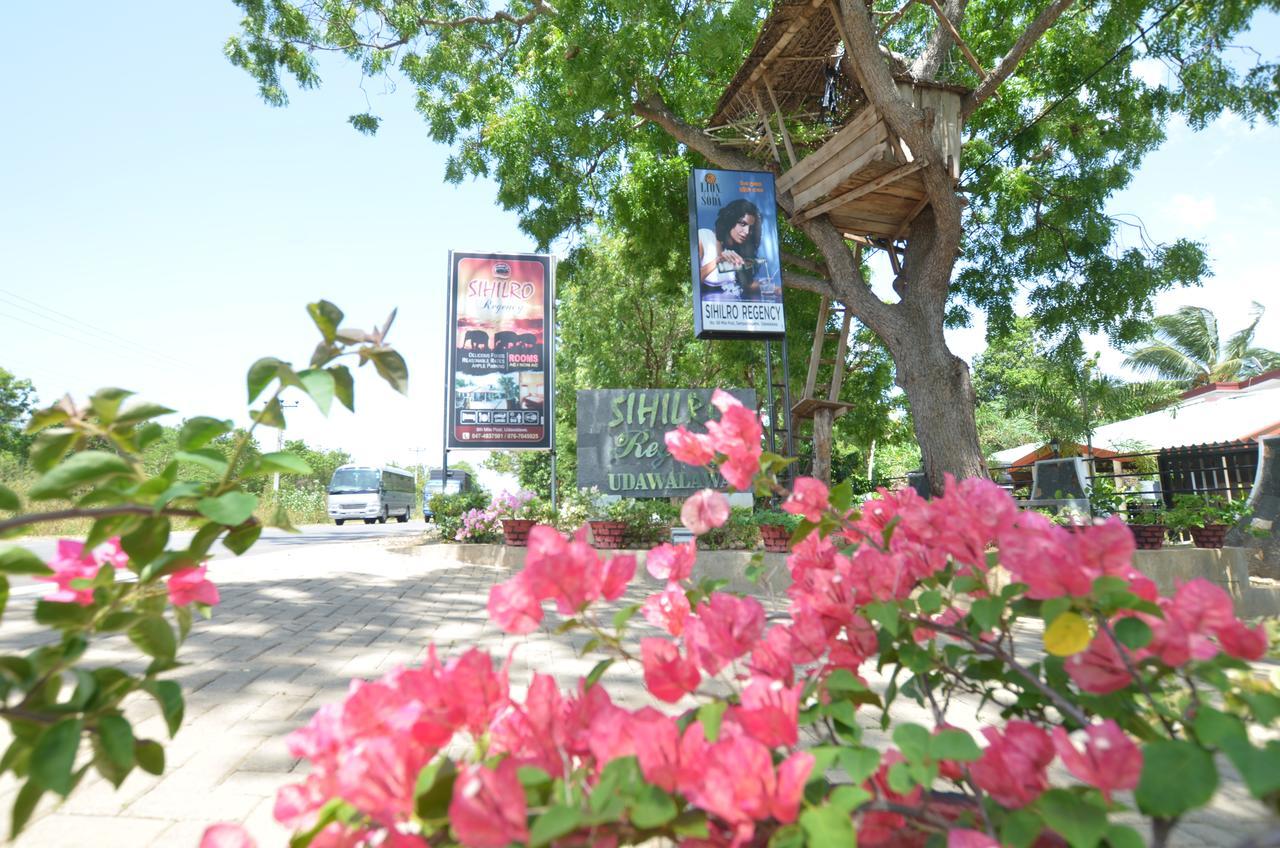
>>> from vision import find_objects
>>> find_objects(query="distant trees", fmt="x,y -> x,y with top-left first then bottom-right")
1124,302 -> 1280,388
0,367 -> 37,461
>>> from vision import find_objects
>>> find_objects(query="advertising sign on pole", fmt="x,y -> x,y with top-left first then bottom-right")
688,168 -> 786,339
445,251 -> 554,450
576,388 -> 756,497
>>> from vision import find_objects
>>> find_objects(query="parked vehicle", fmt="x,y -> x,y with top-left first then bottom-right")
423,468 -> 475,522
327,465 -> 415,525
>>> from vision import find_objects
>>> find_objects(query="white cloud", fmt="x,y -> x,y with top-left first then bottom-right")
1169,194 -> 1217,229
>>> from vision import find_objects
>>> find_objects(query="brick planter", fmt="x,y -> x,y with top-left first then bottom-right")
1126,522 -> 1166,550
589,520 -> 628,550
1189,524 -> 1230,549
759,524 -> 792,553
501,519 -> 536,547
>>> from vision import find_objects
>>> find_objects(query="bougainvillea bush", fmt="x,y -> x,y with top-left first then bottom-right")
0,302 -> 408,839
202,389 -> 1280,847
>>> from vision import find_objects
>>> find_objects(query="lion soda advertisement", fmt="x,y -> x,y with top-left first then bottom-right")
445,251 -> 553,449
688,168 -> 786,339
576,388 -> 756,497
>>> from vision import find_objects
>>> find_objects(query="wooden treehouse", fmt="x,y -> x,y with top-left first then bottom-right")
706,0 -> 971,481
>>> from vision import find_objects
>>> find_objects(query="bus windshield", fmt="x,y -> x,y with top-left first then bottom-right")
329,469 -> 381,494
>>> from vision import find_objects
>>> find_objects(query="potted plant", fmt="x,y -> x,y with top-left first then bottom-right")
699,507 -> 759,551
752,508 -> 800,552
600,498 -> 675,549
492,490 -> 542,546
1165,493 -> 1251,549
1123,505 -> 1166,550
588,493 -> 629,549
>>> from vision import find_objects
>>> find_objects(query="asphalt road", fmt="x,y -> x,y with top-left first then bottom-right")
4,522 -> 431,592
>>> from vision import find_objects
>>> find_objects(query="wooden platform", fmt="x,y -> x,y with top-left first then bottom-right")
776,84 -> 963,240
791,397 -> 854,419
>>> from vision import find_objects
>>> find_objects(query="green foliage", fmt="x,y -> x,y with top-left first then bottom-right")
698,507 -> 759,550
0,367 -> 37,460
1164,493 -> 1252,532
0,301 -> 405,837
428,490 -> 491,540
749,508 -> 801,531
605,498 -> 677,547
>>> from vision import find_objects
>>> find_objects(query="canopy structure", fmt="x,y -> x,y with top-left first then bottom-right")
707,0 -> 969,241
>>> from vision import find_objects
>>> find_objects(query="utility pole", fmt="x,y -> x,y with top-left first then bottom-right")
408,447 -> 432,490
271,401 -> 301,494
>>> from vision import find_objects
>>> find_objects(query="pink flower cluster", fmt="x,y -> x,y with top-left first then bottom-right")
665,390 -> 762,490
1067,577 -> 1268,693
39,538 -> 218,608
487,526 -> 635,633
455,507 -> 500,542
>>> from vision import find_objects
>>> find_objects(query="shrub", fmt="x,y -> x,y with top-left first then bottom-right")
1165,493 -> 1252,532
698,506 -> 758,550
429,490 -> 490,540
606,497 -> 676,547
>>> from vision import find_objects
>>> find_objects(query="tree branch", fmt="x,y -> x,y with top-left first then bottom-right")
781,252 -> 831,279
782,271 -> 840,298
911,0 -> 969,79
962,0 -> 1077,119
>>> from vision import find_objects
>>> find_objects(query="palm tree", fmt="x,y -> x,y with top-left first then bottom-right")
1123,302 -> 1280,387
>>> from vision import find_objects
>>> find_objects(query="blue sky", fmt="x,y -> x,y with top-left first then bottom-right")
1,4 -> 1276,476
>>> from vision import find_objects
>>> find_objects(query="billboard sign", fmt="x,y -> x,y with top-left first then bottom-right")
445,252 -> 553,449
576,388 -> 756,497
688,168 -> 785,339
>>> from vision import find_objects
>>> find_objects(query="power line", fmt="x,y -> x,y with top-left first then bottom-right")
0,287 -> 200,369
0,308 -> 181,374
965,0 -> 1192,180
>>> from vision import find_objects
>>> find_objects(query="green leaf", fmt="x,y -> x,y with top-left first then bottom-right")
828,479 -> 853,512
1041,597 -> 1071,624
141,680 -> 185,737
837,747 -> 880,784
298,369 -> 336,415
173,447 -> 230,474
307,300 -> 344,344
96,715 -> 135,774
0,547 -> 53,576
414,758 -> 456,820
800,800 -> 856,844
612,603 -> 642,631
0,485 -> 19,512
30,718 -> 82,796
135,739 -> 164,775
247,357 -> 289,403
35,600 -> 94,628
128,617 -> 177,663
518,766 -> 552,788
768,824 -> 805,848
698,701 -> 727,742
9,779 -> 44,839
24,405 -> 68,434
917,589 -> 942,615
223,522 -> 262,556
969,596 -> 1004,631
1113,617 -> 1152,650
1001,807 -> 1044,848
156,481 -> 205,508
1035,789 -> 1108,848
197,492 -> 258,526
892,723 -> 931,764
329,365 -> 355,411
28,451 -> 133,499
177,417 -> 232,451
529,804 -> 581,846
89,388 -> 133,423
585,658 -> 614,689
932,728 -> 981,762
113,403 -> 175,427
630,783 -> 677,828
1135,740 -> 1218,817
257,451 -> 313,476
121,517 -> 170,566
253,397 -> 285,428
29,428 -> 78,471
369,349 -> 409,394
1103,824 -> 1146,848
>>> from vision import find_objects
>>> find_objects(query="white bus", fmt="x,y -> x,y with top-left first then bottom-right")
326,465 -> 416,525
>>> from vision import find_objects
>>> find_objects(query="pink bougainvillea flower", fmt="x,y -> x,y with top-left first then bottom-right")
487,575 -> 543,634
704,390 -> 763,491
632,709 -> 682,792
522,525 -> 604,613
642,585 -> 692,636
666,425 -> 716,467
600,554 -> 636,601
1052,720 -> 1142,802
948,830 -> 1000,848
996,512 -> 1094,600
167,565 -> 220,607
444,648 -> 509,735
95,537 -> 131,569
1217,619 -> 1268,660
334,734 -> 429,826
970,721 -> 1054,808
683,593 -> 766,675
448,760 -> 529,848
679,727 -> 778,836
37,539 -> 103,606
646,541 -> 697,583
490,673 -> 566,776
641,637 -> 701,703
731,675 -> 801,748
682,489 -> 731,536
748,625 -> 795,684
199,824 -> 258,848
782,476 -> 829,523
771,751 -> 814,823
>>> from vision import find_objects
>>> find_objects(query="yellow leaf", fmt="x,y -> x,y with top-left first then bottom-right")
1044,611 -> 1092,657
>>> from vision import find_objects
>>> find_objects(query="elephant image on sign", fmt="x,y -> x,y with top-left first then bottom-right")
462,330 -> 489,350
493,331 -> 519,350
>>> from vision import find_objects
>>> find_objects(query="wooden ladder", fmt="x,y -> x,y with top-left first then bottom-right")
791,295 -> 855,483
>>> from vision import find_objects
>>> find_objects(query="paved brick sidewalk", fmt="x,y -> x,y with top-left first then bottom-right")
0,540 -> 1273,846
